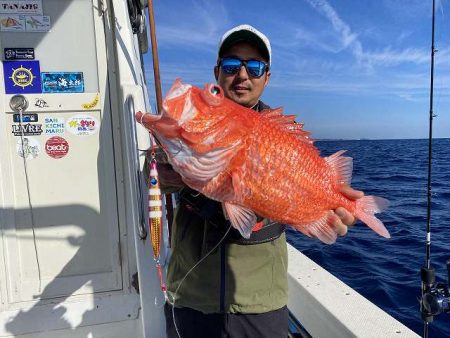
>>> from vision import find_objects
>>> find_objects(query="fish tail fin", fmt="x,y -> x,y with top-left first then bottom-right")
355,196 -> 390,238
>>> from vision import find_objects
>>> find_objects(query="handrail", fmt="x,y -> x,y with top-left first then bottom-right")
126,94 -> 147,239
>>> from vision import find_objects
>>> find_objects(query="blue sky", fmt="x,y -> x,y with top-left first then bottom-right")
143,0 -> 450,140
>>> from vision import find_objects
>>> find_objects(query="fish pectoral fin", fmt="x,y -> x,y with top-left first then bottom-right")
223,202 -> 256,239
295,211 -> 338,244
325,150 -> 353,185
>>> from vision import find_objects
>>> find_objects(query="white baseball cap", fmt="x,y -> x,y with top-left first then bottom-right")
217,24 -> 271,66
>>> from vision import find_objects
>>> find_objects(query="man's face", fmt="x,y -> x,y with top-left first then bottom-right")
215,42 -> 270,108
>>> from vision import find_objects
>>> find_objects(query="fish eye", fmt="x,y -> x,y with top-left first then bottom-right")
210,85 -> 221,96
201,84 -> 224,106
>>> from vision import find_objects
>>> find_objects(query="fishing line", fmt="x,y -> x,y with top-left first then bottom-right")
167,224 -> 232,338
137,136 -> 183,157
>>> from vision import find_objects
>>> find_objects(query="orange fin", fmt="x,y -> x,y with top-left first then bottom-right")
260,107 -> 284,117
296,211 -> 338,244
355,196 -> 390,238
325,150 -> 353,185
223,202 -> 257,238
295,196 -> 390,243
260,107 -> 313,144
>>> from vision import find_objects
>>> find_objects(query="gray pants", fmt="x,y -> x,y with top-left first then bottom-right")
164,303 -> 289,338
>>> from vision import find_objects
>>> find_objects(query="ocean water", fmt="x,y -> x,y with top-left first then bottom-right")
286,138 -> 450,338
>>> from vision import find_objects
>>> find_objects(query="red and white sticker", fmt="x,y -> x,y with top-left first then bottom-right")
45,136 -> 69,159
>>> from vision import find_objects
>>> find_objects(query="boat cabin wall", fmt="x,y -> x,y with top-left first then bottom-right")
0,1 -> 164,337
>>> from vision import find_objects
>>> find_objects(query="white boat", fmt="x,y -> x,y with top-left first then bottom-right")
0,1 -> 420,337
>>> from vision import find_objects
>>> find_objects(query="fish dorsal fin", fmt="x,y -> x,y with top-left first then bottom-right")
260,107 -> 313,144
325,150 -> 353,185
260,107 -> 284,117
223,202 -> 257,239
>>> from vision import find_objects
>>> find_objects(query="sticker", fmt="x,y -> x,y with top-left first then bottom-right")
44,117 -> 65,135
41,72 -> 84,93
4,47 -> 34,60
67,115 -> 99,136
81,94 -> 99,109
3,60 -> 41,94
0,1 -> 43,15
12,122 -> 43,136
16,136 -> 40,160
45,136 -> 69,159
0,14 -> 48,32
0,14 -> 25,31
13,113 -> 38,122
35,97 -> 48,108
25,15 -> 50,32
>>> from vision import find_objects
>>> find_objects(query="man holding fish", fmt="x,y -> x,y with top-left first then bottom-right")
138,24 -> 386,338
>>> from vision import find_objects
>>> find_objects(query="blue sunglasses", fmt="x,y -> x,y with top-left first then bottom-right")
219,57 -> 269,78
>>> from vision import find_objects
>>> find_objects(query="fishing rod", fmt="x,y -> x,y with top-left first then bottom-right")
146,0 -> 162,113
146,0 -> 175,234
419,0 -> 450,336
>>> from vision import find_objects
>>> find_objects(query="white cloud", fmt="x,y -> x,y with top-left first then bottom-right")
284,0 -> 450,101
153,0 -> 229,49
303,0 -> 364,60
362,48 -> 430,66
300,0 -> 443,70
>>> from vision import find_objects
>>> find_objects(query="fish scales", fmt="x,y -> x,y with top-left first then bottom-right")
240,117 -> 351,226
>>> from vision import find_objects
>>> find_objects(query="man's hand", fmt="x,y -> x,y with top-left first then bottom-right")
332,185 -> 364,236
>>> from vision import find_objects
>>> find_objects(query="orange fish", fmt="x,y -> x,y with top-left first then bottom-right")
136,79 -> 390,244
